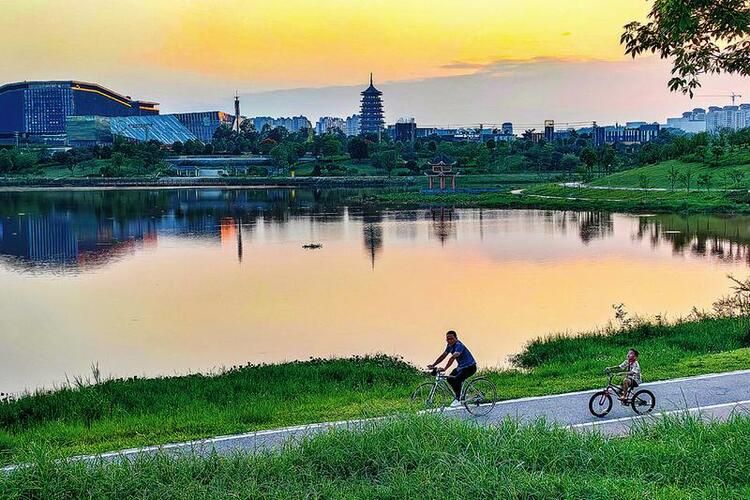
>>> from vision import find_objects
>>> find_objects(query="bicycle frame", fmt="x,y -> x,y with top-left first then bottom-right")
601,373 -> 631,400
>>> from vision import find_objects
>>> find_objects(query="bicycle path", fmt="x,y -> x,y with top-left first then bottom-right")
4,369 -> 750,472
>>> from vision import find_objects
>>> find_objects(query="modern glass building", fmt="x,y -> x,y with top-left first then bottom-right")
67,115 -> 196,146
171,111 -> 234,142
0,81 -> 159,144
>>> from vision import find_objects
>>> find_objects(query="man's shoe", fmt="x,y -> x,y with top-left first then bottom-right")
449,399 -> 463,408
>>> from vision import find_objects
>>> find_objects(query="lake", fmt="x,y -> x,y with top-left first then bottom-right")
1,188 -> 749,394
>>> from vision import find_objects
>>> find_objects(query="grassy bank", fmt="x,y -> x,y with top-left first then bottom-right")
3,414 -> 750,498
367,183 -> 750,214
591,160 -> 749,190
1,316 -> 750,465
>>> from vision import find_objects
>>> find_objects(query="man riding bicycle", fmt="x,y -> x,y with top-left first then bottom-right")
605,348 -> 642,402
428,330 -> 477,408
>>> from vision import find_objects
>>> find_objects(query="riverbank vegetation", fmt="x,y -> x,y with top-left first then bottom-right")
3,413 -> 750,498
1,305 -> 750,465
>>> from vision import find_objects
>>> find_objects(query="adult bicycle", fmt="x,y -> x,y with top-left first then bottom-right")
411,368 -> 497,417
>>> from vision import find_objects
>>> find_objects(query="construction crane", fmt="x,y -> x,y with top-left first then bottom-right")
696,93 -> 743,105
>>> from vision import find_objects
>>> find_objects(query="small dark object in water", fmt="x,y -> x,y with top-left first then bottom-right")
303,243 -> 323,249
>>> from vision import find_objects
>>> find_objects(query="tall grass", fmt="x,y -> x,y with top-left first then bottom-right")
3,414 -> 750,498
1,316 -> 749,466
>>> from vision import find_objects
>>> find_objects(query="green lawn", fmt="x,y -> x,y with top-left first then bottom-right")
1,316 -> 749,465
591,160 -> 750,189
3,414 -> 750,498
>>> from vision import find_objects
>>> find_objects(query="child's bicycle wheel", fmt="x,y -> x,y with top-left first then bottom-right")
631,389 -> 656,414
589,391 -> 613,417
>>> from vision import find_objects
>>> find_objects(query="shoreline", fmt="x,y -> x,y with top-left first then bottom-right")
0,176 -> 418,191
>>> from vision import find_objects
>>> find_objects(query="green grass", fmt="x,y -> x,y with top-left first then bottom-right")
591,160 -> 750,189
3,414 -> 750,498
1,316 -> 750,466
365,184 -> 750,213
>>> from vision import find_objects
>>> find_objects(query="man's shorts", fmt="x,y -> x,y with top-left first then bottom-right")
626,377 -> 639,388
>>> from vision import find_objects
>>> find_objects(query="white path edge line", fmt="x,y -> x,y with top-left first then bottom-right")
4,369 -> 750,472
441,367 -> 750,412
568,398 -> 750,429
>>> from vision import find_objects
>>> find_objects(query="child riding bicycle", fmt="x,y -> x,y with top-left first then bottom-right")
605,348 -> 642,402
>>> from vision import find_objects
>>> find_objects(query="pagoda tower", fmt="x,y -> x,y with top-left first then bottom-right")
359,73 -> 384,138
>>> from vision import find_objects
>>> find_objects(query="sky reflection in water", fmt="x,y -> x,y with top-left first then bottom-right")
1,188 -> 749,393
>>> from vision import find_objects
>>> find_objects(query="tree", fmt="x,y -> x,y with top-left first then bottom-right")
638,174 -> 652,190
485,139 -> 496,151
728,168 -> 746,187
347,137 -> 369,161
371,150 -> 399,177
560,154 -> 580,171
678,169 -> 693,192
580,147 -> 597,169
319,134 -> 341,158
697,172 -> 713,191
667,163 -> 680,191
622,1 -> 750,95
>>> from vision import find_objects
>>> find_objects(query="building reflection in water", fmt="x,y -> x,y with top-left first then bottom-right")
3,188 -> 750,274
428,207 -> 458,245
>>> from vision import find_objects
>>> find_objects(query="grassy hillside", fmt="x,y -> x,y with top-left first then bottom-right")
591,160 -> 750,189
3,415 -> 750,498
1,316 -> 750,465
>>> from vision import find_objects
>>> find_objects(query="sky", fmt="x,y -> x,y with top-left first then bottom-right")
3,0 -> 750,126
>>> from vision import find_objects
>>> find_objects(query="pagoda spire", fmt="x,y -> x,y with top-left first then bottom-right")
370,73 -> 373,86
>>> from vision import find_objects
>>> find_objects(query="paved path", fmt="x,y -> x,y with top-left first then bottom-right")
4,369 -> 750,472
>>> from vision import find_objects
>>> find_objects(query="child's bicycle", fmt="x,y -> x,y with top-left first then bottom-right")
411,368 -> 497,417
589,369 -> 656,417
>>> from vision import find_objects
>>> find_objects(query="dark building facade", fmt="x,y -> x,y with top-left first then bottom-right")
0,81 -> 159,143
359,74 -> 384,137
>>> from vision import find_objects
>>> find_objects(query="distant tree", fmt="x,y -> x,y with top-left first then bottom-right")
678,168 -> 694,192
427,140 -> 437,152
485,139 -> 496,151
622,1 -> 750,95
697,172 -> 713,191
667,163 -> 680,191
638,174 -> 651,190
347,137 -> 369,161
597,145 -> 616,174
320,134 -> 342,158
579,147 -> 597,169
172,141 -> 184,155
560,153 -> 580,171
371,150 -> 399,177
728,168 -> 746,187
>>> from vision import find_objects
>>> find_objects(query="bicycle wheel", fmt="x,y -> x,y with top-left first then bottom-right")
631,389 -> 656,415
411,382 -> 454,411
589,391 -> 612,417
461,377 -> 497,417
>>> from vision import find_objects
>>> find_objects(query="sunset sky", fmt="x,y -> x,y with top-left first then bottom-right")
3,1 -> 749,125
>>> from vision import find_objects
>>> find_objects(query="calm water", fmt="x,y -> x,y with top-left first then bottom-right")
2,188 -> 750,393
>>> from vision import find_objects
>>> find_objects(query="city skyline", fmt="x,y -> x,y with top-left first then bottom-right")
3,1 -> 750,126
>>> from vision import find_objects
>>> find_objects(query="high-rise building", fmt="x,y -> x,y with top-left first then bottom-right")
0,80 -> 158,144
391,118 -> 416,143
359,74 -> 384,137
251,116 -> 312,133
315,116 -> 346,135
345,114 -> 360,136
706,105 -> 750,133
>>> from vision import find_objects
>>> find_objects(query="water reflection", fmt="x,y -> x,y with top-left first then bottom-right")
3,188 -> 750,393
3,190 -> 750,272
635,214 -> 750,266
